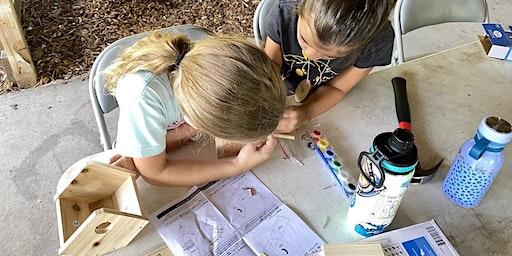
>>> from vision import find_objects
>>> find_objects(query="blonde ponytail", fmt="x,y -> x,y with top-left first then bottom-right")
105,33 -> 286,142
104,32 -> 191,92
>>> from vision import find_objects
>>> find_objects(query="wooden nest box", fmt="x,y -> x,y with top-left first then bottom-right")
54,161 -> 148,255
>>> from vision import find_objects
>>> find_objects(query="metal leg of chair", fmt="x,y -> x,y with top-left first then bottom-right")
393,0 -> 405,64
396,41 -> 405,64
484,0 -> 490,23
253,0 -> 264,46
92,103 -> 112,151
391,51 -> 399,66
89,81 -> 112,151
97,117 -> 112,151
392,35 -> 405,65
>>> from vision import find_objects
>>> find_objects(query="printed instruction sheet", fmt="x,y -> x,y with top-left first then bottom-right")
149,172 -> 323,256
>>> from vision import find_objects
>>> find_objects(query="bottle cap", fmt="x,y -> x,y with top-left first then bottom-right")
388,128 -> 415,153
478,116 -> 512,145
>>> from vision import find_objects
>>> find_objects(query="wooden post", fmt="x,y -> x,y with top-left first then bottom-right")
0,0 -> 37,88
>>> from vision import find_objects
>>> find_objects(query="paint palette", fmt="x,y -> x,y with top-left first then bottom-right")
304,129 -> 356,204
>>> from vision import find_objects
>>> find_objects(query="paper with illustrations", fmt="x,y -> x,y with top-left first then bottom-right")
149,172 -> 323,256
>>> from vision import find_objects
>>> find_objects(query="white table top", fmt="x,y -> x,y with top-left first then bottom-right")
107,42 -> 512,256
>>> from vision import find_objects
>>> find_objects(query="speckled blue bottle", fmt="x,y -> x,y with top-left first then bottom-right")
443,117 -> 512,208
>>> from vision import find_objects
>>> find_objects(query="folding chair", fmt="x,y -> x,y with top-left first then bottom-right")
393,0 -> 489,64
253,0 -> 279,46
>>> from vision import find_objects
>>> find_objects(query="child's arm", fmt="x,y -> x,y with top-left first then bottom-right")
277,66 -> 371,133
133,135 -> 277,186
264,37 -> 283,69
165,123 -> 198,152
111,124 -> 197,173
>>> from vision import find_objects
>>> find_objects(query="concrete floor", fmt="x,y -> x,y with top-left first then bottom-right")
1,1 -> 511,255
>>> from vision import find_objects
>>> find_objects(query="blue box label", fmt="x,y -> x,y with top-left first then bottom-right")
483,23 -> 512,47
402,236 -> 438,256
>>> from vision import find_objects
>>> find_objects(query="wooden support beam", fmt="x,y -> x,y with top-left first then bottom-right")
0,0 -> 37,88
324,243 -> 384,256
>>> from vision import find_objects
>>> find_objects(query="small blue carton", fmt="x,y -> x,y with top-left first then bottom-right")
479,23 -> 512,61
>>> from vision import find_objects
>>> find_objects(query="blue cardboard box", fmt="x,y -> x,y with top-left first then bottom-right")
479,23 -> 512,61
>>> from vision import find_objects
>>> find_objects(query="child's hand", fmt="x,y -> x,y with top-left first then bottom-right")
276,106 -> 309,133
234,135 -> 277,171
110,154 -> 140,178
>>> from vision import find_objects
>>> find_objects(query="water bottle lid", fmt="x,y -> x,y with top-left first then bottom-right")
388,128 -> 415,153
478,117 -> 512,145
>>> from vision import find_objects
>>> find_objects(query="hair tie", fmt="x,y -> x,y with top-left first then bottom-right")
170,51 -> 187,71
175,51 -> 186,66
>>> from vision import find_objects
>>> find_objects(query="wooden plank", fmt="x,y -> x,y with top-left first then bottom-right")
0,0 -> 36,88
145,246 -> 174,256
86,161 -> 137,177
11,0 -> 22,19
1,50 -> 15,83
59,162 -> 136,202
55,199 -> 66,247
112,177 -> 143,216
59,208 -> 148,256
57,198 -> 91,244
273,132 -> 296,140
324,243 -> 384,256
89,196 -> 115,212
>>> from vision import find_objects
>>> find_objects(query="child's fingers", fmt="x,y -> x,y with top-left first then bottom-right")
111,157 -> 123,168
259,135 -> 277,153
110,154 -> 122,164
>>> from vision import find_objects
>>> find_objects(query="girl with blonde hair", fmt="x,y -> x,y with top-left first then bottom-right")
105,32 -> 286,186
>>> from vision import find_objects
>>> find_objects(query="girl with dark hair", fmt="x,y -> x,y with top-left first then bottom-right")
265,0 -> 395,133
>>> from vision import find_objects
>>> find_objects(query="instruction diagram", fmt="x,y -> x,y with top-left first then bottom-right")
197,215 -> 225,245
177,221 -> 203,256
225,180 -> 252,219
149,172 -> 323,256
243,206 -> 323,256
203,172 -> 282,235
264,216 -> 292,255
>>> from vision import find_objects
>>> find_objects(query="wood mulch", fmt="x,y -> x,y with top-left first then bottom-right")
20,0 -> 259,86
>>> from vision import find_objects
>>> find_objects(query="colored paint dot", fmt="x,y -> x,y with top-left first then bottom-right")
329,160 -> 341,171
317,139 -> 329,151
311,130 -> 322,139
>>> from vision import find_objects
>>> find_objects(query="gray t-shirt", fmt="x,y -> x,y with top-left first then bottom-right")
266,0 -> 394,92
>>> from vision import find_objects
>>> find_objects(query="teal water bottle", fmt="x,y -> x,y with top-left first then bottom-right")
347,77 -> 418,237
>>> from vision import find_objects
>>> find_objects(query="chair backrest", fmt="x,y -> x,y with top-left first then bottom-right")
396,0 -> 488,35
90,25 -> 212,114
253,0 -> 279,45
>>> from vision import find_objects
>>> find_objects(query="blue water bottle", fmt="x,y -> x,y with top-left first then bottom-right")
442,117 -> 512,208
